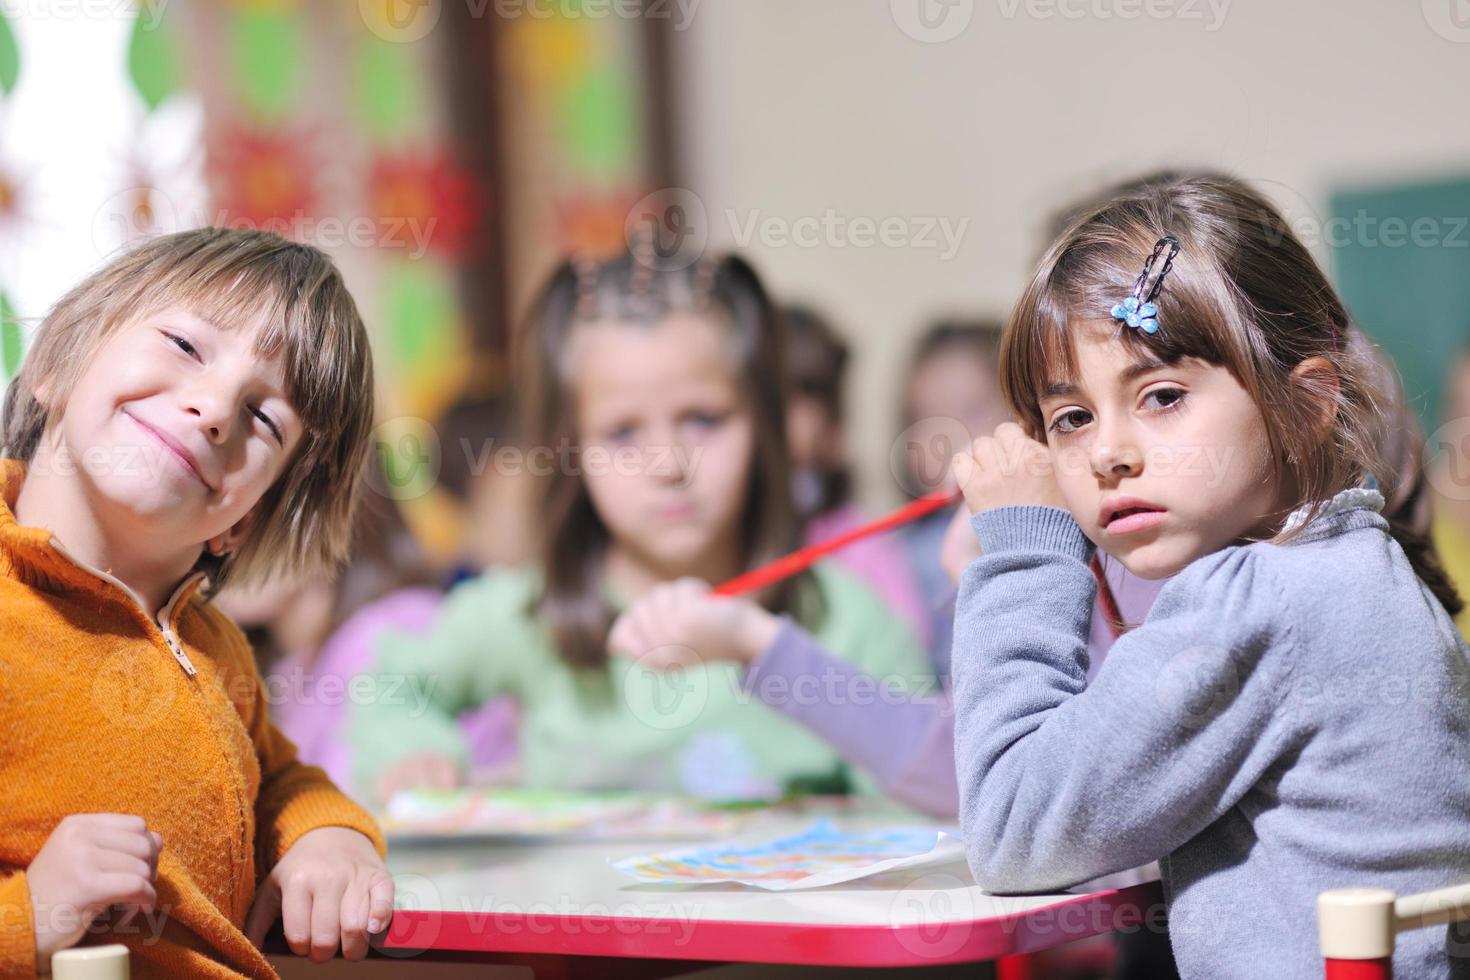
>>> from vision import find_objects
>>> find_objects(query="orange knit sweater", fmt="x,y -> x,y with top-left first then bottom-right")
0,460 -> 386,978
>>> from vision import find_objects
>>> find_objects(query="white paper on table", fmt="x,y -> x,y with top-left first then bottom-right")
609,819 -> 967,891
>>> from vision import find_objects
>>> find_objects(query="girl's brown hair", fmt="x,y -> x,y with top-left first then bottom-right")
1,227 -> 376,597
1002,172 -> 1461,615
516,248 -> 810,670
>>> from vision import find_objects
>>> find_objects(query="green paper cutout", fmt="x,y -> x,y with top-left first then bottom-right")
353,37 -> 427,144
558,67 -> 638,176
383,261 -> 458,371
1,291 -> 23,381
0,11 -> 19,95
229,8 -> 304,119
127,2 -> 181,111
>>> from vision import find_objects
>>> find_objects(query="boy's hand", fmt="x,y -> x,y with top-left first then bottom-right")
374,752 -> 463,807
27,814 -> 162,973
951,423 -> 1066,515
608,578 -> 781,669
245,826 -> 393,963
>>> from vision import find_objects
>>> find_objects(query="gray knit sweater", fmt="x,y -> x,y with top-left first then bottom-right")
952,490 -> 1470,979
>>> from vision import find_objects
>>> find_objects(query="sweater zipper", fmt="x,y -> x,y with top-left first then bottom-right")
47,536 -> 203,677
47,537 -> 252,916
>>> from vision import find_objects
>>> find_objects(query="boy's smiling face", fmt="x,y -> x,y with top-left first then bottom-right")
48,306 -> 303,554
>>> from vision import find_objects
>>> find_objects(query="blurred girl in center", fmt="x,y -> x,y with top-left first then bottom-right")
349,245 -> 930,804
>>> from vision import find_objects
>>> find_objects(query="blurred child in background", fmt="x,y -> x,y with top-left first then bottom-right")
895,320 -> 1019,677
1430,346 -> 1470,639
782,303 -> 929,645
351,246 -> 931,805
434,393 -> 540,583
219,479 -> 521,796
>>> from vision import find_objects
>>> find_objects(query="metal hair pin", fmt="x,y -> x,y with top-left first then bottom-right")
1110,235 -> 1180,335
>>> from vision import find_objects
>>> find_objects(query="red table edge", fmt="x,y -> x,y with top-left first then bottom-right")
374,880 -> 1165,968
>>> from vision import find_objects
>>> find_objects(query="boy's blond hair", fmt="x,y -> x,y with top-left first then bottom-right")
1,227 -> 376,595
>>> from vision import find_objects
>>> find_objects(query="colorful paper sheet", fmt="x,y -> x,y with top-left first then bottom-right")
610,819 -> 965,891
381,788 -> 752,843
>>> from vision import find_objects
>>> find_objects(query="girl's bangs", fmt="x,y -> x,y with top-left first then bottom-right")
1007,249 -> 1234,433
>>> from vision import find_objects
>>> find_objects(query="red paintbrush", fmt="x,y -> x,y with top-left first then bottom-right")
713,488 -> 963,597
711,487 -> 1133,638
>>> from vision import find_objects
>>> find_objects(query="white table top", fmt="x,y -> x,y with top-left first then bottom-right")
379,808 -> 1162,967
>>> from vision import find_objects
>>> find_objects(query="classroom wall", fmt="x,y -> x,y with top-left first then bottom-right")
669,0 -> 1470,508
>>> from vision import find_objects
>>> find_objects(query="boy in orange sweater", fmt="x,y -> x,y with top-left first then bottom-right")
0,229 -> 393,977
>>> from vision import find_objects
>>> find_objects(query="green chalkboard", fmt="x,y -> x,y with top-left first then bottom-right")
1330,176 -> 1470,435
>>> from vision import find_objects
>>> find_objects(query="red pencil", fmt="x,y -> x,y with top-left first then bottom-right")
713,488 -> 963,597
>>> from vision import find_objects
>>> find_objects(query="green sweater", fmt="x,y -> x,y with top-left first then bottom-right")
348,564 -> 931,800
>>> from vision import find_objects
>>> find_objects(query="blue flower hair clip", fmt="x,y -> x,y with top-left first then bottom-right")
1111,296 -> 1159,334
1111,236 -> 1180,336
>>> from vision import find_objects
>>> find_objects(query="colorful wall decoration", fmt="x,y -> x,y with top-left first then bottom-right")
0,8 -> 22,383
112,1 -> 208,251
497,5 -> 663,316
165,2 -> 485,562
0,2 -> 667,568
0,4 -> 209,401
198,3 -> 480,429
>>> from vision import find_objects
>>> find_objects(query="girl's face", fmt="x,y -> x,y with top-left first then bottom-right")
1037,324 -> 1282,579
571,312 -> 756,577
48,306 -> 302,551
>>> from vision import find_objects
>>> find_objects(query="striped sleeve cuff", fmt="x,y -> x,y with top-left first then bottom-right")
0,872 -> 36,976
971,505 -> 1094,563
263,785 -> 388,865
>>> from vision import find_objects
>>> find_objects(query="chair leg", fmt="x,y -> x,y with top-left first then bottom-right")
1324,959 -> 1393,980
1319,888 -> 1396,980
996,954 -> 1037,980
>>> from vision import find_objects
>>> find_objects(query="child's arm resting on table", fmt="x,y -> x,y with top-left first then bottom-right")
218,618 -> 394,963
952,504 -> 1299,894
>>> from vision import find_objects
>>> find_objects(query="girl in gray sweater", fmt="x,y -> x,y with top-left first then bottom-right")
949,173 -> 1470,980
